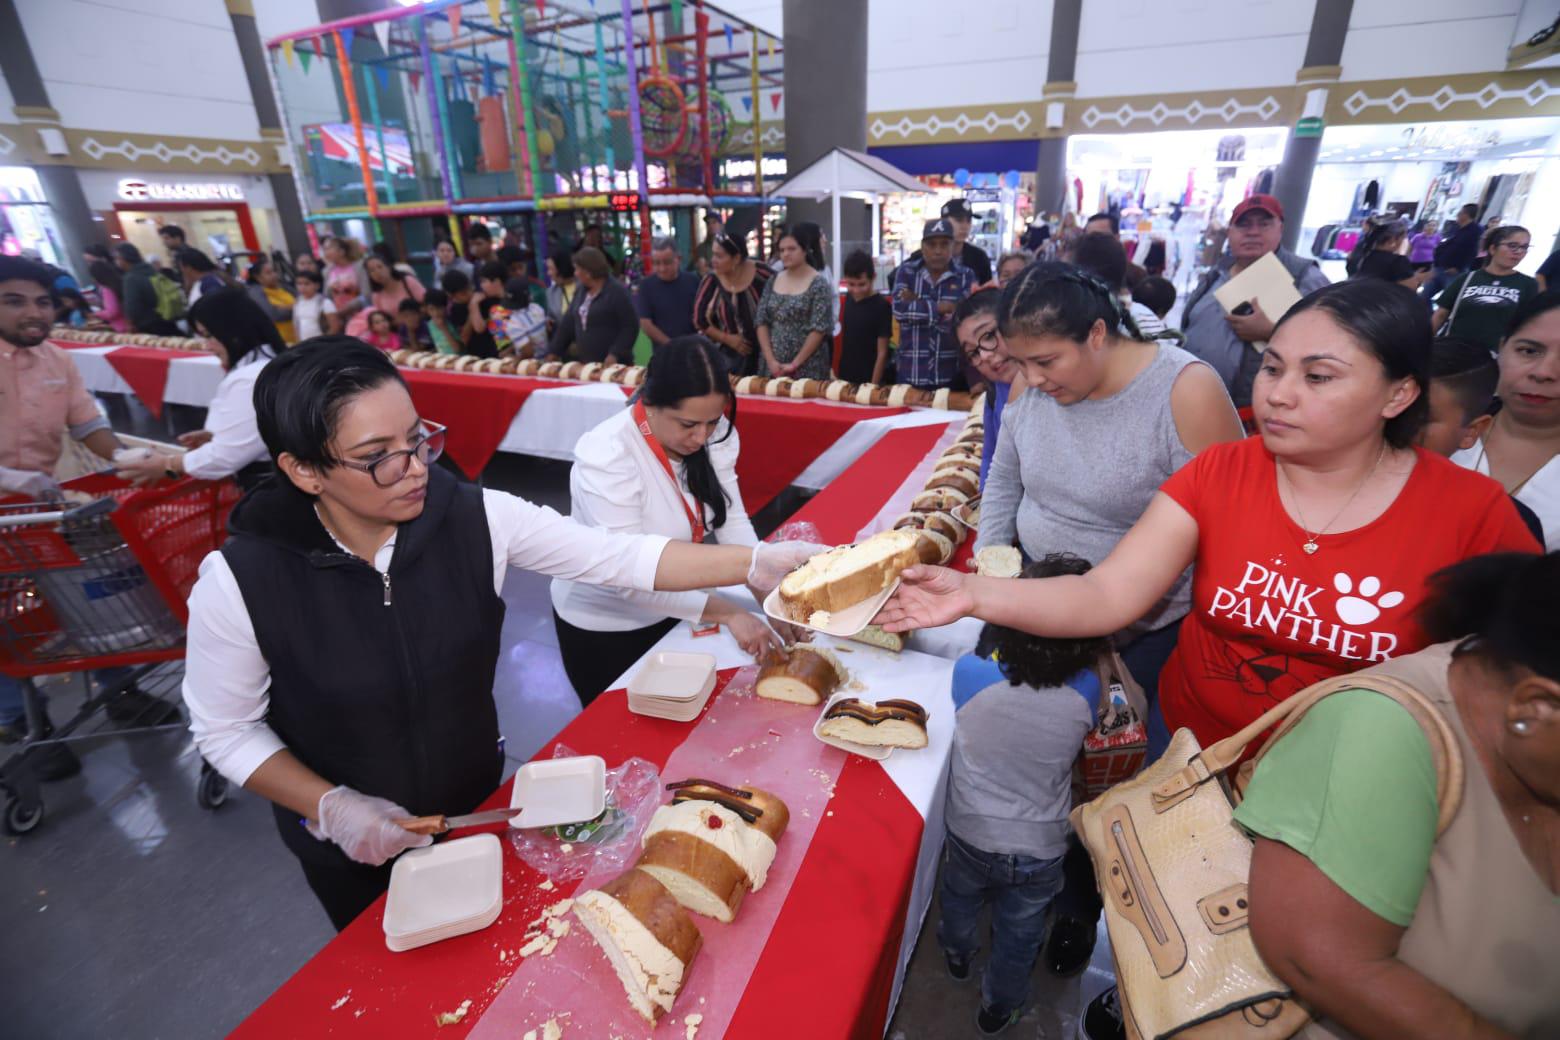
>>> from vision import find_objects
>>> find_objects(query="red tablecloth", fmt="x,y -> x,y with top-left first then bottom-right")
398,370 -> 565,478
731,397 -> 910,514
782,422 -> 949,543
105,346 -> 185,418
230,673 -> 924,1040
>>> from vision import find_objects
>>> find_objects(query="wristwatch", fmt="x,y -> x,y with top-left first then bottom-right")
162,455 -> 180,480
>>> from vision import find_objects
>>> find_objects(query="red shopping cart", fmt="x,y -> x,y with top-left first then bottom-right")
0,473 -> 239,834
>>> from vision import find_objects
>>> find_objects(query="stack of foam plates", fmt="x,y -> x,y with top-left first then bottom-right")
383,833 -> 503,951
626,650 -> 718,721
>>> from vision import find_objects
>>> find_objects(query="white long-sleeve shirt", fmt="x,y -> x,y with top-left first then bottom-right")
183,489 -> 670,785
180,358 -> 268,480
551,407 -> 757,632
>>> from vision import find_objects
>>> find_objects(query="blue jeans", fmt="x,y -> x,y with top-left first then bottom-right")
937,831 -> 1066,1015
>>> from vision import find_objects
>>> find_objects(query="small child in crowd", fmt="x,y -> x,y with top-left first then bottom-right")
397,298 -> 430,351
361,309 -> 400,352
421,288 -> 459,355
496,276 -> 548,358
1130,275 -> 1183,345
838,250 -> 893,385
1420,337 -> 1545,544
292,270 -> 339,340
941,553 -> 1110,1037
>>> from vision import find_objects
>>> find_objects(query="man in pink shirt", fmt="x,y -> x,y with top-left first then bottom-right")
0,257 -> 173,776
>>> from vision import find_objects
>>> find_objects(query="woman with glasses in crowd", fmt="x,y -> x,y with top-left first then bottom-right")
692,231 -> 772,376
1433,224 -> 1538,354
951,288 -> 1020,489
179,339 -> 818,930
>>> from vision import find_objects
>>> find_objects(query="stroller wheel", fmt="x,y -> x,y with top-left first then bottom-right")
4,793 -> 44,835
197,766 -> 229,810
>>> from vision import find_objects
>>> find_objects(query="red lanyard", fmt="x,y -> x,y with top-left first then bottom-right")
633,400 -> 705,543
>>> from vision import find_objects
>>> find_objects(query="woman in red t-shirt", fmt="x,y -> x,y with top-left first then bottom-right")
879,280 -> 1541,746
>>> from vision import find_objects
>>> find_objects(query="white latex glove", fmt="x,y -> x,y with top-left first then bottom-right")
305,785 -> 432,866
746,539 -> 831,594
0,466 -> 63,502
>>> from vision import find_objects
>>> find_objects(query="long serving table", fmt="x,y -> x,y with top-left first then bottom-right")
230,411 -> 986,1039
61,339 -> 969,514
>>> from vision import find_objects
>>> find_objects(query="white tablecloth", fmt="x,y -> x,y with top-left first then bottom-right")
69,346 -> 226,405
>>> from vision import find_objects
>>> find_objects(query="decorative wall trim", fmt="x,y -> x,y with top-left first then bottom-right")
0,124 -> 290,173
12,105 -> 61,124
725,121 -> 785,156
1328,72 -> 1560,124
867,69 -> 1560,145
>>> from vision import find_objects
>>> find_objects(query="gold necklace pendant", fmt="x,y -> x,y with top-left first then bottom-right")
1303,540 -> 1319,554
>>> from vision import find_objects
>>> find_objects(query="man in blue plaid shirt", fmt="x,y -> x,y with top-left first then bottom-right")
892,219 -> 977,389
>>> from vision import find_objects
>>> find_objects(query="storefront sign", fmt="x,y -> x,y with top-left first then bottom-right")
117,179 -> 246,203
1295,117 -> 1325,139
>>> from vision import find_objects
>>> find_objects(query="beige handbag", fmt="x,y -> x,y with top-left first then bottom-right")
1070,673 -> 1464,1040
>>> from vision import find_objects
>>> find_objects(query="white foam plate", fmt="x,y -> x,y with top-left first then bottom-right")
384,834 -> 503,949
763,579 -> 900,639
627,651 -> 718,702
812,692 -> 894,760
508,755 -> 607,829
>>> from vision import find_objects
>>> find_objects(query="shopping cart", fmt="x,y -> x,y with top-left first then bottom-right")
0,473 -> 240,835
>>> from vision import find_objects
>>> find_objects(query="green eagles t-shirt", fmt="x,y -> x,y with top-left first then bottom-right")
1436,269 -> 1539,353
1233,689 -> 1440,926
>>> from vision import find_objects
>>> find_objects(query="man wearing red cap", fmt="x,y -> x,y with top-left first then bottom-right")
1180,194 -> 1329,409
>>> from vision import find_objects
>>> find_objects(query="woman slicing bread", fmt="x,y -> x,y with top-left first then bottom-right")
552,335 -> 788,706
180,339 -> 819,929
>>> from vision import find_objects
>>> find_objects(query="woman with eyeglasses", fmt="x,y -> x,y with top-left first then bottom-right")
179,339 -> 819,928
1433,225 -> 1538,354
692,231 -> 772,376
115,286 -> 284,491
950,288 -> 1020,489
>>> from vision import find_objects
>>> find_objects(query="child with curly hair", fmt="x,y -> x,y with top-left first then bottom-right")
939,552 -> 1112,1036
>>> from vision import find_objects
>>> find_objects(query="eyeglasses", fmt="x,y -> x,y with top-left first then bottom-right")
962,328 -> 1001,363
1500,241 -> 1531,252
335,423 -> 446,487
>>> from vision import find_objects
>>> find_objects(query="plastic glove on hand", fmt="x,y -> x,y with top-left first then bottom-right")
0,467 -> 63,502
746,539 -> 831,594
307,785 -> 433,866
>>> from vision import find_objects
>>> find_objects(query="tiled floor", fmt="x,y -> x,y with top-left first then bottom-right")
2,394 -> 1114,1039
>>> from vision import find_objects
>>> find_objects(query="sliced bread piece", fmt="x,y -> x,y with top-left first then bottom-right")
818,698 -> 930,749
775,529 -> 921,623
756,646 -> 843,704
571,869 -> 703,1023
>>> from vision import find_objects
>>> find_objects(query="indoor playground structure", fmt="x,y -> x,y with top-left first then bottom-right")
265,0 -> 785,270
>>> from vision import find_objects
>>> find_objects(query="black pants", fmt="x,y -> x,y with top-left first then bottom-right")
553,610 -> 679,707
299,857 -> 396,931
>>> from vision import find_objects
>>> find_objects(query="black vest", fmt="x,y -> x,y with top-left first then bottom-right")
221,466 -> 505,868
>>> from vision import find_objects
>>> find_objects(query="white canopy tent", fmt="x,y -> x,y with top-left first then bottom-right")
769,147 -> 933,285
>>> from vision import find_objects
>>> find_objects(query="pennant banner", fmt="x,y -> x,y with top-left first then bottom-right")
373,64 -> 391,92
739,95 -> 751,112
767,37 -> 775,59
487,0 -> 503,24
770,91 -> 782,111
723,24 -> 733,50
281,38 -> 295,67
340,26 -> 356,57
373,19 -> 391,54
448,3 -> 463,38
670,0 -> 681,23
298,45 -> 313,74
409,69 -> 423,92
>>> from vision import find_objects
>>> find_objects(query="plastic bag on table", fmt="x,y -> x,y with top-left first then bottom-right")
508,744 -> 661,881
768,519 -> 822,545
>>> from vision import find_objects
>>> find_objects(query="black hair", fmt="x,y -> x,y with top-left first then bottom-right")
549,251 -> 575,279
158,224 -> 186,241
1132,276 -> 1177,319
176,247 -> 217,273
254,337 -> 405,471
842,250 -> 874,280
476,260 -> 508,287
1084,211 -> 1120,235
1421,552 -> 1559,682
638,335 -> 737,530
296,269 -> 324,288
245,258 -> 271,284
572,247 -> 611,280
1458,203 -> 1480,221
1504,289 -> 1560,343
84,243 -> 112,262
113,242 -> 144,265
1483,223 -> 1530,254
1345,217 -> 1407,277
782,222 -> 826,271
982,554 -> 1113,689
951,286 -> 1003,332
712,232 -> 747,262
466,223 -> 492,241
88,258 -> 123,297
0,255 -> 57,291
503,276 -> 534,306
498,244 -> 529,270
1072,232 -> 1128,292
998,260 -> 1136,343
441,268 -> 471,294
397,298 -> 423,315
423,288 -> 449,309
188,286 -> 286,371
56,287 -> 91,314
1429,338 -> 1499,423
1272,280 -> 1430,449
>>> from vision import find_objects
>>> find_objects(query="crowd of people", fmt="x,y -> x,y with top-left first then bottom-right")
1,192 -> 1555,1040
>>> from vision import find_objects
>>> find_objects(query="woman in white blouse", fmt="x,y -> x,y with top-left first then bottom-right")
180,338 -> 816,927
552,336 -> 783,704
116,286 -> 283,491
